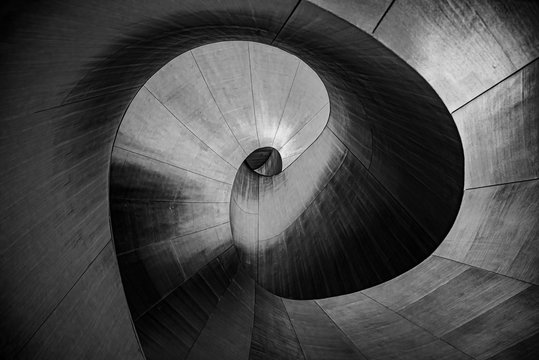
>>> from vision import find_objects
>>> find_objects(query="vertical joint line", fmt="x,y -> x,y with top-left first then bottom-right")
191,51 -> 248,157
248,43 -> 261,148
271,60 -> 301,147
372,0 -> 396,34
271,0 -> 303,44
283,300 -> 308,360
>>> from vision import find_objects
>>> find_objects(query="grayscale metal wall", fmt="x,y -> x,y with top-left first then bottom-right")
1,1 -> 538,359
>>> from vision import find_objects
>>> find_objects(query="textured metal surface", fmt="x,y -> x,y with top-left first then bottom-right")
253,148 -> 282,176
283,299 -> 365,360
374,0 -> 539,111
135,247 -> 239,360
318,292 -> 472,360
453,60 -> 539,188
435,180 -> 539,284
1,0 -> 538,359
249,286 -> 305,360
276,1 -> 464,242
16,243 -> 144,360
186,271 -> 255,360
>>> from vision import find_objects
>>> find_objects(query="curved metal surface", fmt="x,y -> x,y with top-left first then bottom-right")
1,0 -> 538,359
245,147 -> 283,176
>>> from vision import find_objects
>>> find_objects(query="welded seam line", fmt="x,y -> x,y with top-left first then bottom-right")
432,255 -> 537,287
16,240 -> 112,357
360,291 -> 477,359
314,300 -> 371,360
231,196 -> 259,215
191,51 -> 249,157
114,145 -> 233,185
451,56 -> 538,114
271,0 -> 303,45
116,221 -> 231,257
248,43 -> 261,148
465,177 -> 539,191
271,60 -> 301,148
184,255 -> 239,359
35,85 -> 141,114
281,108 -> 332,170
247,281 -> 257,360
144,86 -> 239,170
277,102 -> 329,152
283,300 -> 308,360
133,243 -> 235,322
256,175 -> 260,285
372,0 -> 397,34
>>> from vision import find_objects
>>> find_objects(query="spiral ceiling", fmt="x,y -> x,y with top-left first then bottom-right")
1,1 -> 538,359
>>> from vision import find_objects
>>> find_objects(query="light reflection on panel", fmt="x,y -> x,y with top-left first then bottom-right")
250,42 -> 300,146
279,103 -> 330,169
272,62 -> 329,150
192,41 -> 260,154
145,53 -> 246,167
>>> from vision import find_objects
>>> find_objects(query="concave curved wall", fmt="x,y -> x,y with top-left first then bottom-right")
1,0 -> 538,359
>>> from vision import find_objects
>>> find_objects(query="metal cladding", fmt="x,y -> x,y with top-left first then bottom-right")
1,1 -> 538,359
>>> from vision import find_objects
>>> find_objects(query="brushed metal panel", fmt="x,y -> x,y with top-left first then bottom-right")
442,285 -> 539,360
111,201 -> 229,253
279,103 -> 330,168
250,286 -> 305,360
374,0 -> 539,111
436,180 -> 539,284
192,41 -> 260,154
276,1 -> 464,243
469,0 -> 539,70
16,243 -> 143,360
258,129 -> 347,240
110,148 -> 233,201
363,256 -> 470,311
171,225 -> 233,279
486,332 -> 539,360
283,299 -> 366,360
318,292 -> 471,360
115,87 -> 238,183
257,152 -> 438,299
0,175 -> 111,356
399,267 -> 530,337
250,42 -> 300,146
453,61 -> 539,188
307,0 -> 393,32
118,241 -> 186,319
272,62 -> 329,150
145,55 -> 247,168
135,249 -> 239,359
187,271 -> 255,360
2,1 -> 537,359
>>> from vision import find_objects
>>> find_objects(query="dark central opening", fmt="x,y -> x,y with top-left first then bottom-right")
244,147 -> 282,176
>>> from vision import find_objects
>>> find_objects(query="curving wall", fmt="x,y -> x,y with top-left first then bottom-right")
1,0 -> 538,359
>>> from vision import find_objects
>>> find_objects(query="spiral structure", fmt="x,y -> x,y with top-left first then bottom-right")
1,1 -> 538,359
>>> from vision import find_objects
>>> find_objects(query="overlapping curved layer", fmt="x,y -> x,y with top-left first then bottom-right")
110,41 -> 332,310
1,1 -> 538,359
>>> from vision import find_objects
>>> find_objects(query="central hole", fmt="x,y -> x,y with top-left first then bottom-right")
244,147 -> 282,176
